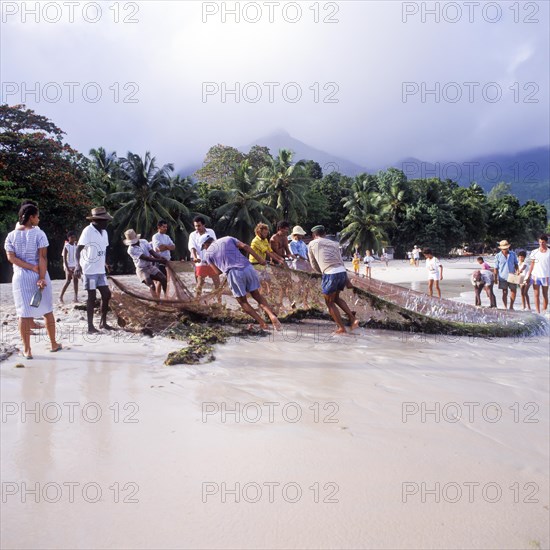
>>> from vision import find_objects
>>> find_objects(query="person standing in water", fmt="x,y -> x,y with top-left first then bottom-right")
308,225 -> 359,334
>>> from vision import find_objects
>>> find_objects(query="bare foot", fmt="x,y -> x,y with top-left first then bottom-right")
333,327 -> 347,335
88,326 -> 100,334
99,323 -> 115,331
271,318 -> 282,331
350,320 -> 360,330
59,296 -> 65,304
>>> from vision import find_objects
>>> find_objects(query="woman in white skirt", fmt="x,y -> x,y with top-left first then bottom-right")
4,203 -> 62,359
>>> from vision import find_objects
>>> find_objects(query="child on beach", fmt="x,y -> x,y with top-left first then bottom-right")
477,256 -> 492,271
364,250 -> 374,279
59,231 -> 79,303
352,252 -> 361,274
517,250 -> 531,310
423,248 -> 443,298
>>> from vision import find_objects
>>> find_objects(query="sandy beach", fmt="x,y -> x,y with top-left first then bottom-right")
1,259 -> 549,549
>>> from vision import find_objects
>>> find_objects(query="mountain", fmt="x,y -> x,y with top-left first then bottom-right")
239,130 -> 368,176
389,146 -> 550,205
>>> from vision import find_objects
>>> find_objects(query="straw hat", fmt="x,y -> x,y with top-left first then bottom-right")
123,229 -> 141,245
86,206 -> 113,221
291,225 -> 306,236
498,240 -> 511,250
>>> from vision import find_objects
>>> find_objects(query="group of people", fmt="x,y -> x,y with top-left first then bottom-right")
472,237 -> 550,313
4,205 -> 362,358
5,199 -> 549,358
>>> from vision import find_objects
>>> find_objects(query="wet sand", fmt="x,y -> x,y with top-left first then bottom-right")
1,260 -> 549,549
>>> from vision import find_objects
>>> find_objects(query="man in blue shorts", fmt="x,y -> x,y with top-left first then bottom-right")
493,239 -> 519,310
200,234 -> 281,330
308,225 -> 359,334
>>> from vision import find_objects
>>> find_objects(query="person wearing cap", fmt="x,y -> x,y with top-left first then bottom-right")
493,239 -> 519,310
124,229 -> 168,299
187,216 -> 221,298
75,207 -> 114,333
526,234 -> 549,314
308,225 -> 359,334
200,234 -> 281,330
270,221 -> 293,260
412,245 -> 421,267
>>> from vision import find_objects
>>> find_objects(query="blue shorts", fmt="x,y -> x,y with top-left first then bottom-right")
83,273 -> 108,291
321,271 -> 348,295
227,265 -> 260,298
531,277 -> 549,287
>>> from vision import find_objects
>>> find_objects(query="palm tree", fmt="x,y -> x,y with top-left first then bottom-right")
340,176 -> 392,254
107,151 -> 193,240
258,149 -> 310,224
213,161 -> 275,243
87,147 -> 120,206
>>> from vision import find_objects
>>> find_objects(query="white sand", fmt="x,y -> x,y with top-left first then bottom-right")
1,262 -> 549,549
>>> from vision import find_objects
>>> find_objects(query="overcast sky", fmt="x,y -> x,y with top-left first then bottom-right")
2,0 -> 549,170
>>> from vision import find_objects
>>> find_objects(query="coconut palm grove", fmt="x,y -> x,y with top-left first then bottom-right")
0,104 -> 547,283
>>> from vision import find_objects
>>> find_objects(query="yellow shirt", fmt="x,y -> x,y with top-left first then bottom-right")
249,236 -> 272,264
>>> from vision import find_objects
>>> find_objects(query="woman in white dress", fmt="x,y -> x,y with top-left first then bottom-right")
4,204 -> 62,359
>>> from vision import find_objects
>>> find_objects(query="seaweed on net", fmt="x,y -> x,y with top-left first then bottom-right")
108,261 -> 546,339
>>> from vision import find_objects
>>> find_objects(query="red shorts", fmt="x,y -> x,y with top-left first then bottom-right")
195,265 -> 217,278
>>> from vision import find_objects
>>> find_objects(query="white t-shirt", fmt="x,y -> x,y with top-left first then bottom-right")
412,248 -> 420,259
426,257 -> 441,279
78,224 -> 109,275
62,242 -> 77,268
364,255 -> 374,265
152,232 -> 174,261
188,228 -> 216,263
128,239 -> 153,269
530,248 -> 550,278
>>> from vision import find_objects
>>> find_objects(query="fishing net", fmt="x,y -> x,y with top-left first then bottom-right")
108,261 -> 546,336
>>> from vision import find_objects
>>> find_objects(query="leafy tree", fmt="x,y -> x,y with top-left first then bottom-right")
487,182 -> 512,202
309,171 -> 352,232
451,183 -> 488,244
108,152 -> 193,242
304,160 -> 323,180
340,177 -> 392,253
87,147 -> 121,207
0,104 -> 91,281
194,144 -> 245,186
258,148 -> 311,224
486,194 -> 523,246
517,200 -> 548,242
212,161 -> 275,242
247,145 -> 272,173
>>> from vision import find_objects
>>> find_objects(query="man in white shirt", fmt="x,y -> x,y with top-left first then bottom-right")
308,225 -> 359,334
124,229 -> 168,299
527,234 -> 549,314
188,216 -> 220,298
152,220 -> 175,296
75,207 -> 114,333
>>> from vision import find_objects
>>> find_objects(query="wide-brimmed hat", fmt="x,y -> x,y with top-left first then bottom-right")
498,240 -> 511,250
291,225 -> 307,236
199,233 -> 214,248
123,229 -> 141,245
86,206 -> 113,221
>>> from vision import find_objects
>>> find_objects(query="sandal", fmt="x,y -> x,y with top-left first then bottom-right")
50,344 -> 63,353
19,352 -> 33,360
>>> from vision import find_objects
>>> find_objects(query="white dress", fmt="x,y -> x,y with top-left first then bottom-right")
4,227 -> 53,317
